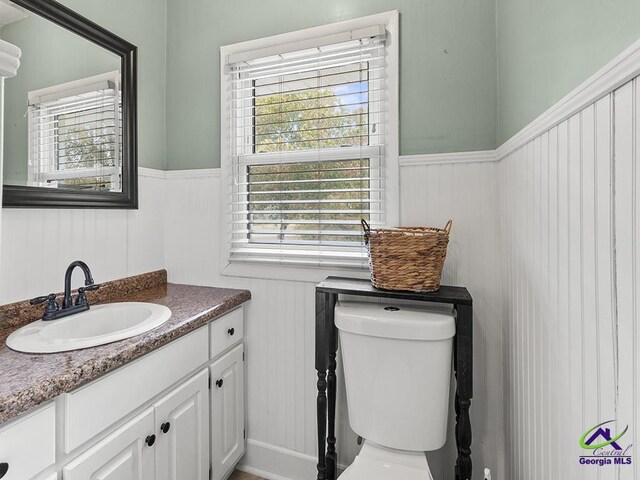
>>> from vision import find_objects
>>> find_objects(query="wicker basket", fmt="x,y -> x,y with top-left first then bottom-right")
361,219 -> 452,293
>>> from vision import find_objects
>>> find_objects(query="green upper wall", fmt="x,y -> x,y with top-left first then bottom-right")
6,0 -> 638,171
56,0 -> 167,170
497,0 -> 640,144
165,0 -> 498,169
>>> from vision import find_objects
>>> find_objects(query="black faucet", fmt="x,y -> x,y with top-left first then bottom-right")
30,261 -> 100,321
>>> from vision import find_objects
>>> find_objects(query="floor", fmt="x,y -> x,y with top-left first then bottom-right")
229,471 -> 266,480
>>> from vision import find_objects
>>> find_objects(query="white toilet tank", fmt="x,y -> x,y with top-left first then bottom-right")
336,301 -> 456,452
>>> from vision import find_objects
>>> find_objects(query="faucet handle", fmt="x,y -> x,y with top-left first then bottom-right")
31,294 -> 60,321
30,293 -> 57,306
75,284 -> 100,306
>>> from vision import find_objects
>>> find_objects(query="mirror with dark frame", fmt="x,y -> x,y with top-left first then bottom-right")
1,0 -> 137,208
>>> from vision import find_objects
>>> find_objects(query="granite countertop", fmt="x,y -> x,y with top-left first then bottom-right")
0,270 -> 250,425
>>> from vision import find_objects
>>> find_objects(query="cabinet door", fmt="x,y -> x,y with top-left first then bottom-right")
210,344 -> 245,480
155,369 -> 209,480
63,408 -> 155,480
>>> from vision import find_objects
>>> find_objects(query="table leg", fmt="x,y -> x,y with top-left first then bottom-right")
326,293 -> 338,480
454,304 -> 473,480
317,370 -> 328,480
316,292 -> 330,480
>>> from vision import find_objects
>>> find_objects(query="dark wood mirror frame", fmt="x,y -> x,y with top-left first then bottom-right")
2,0 -> 137,209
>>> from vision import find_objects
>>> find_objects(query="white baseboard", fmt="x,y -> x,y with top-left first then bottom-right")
238,439 -> 344,480
236,465 -> 301,480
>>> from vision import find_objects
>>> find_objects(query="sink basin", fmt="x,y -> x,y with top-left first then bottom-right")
6,302 -> 172,353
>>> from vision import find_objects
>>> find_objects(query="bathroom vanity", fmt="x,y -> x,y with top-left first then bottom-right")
0,270 -> 250,480
315,277 -> 473,480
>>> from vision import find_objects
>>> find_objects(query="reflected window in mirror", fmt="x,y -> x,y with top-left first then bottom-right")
27,71 -> 122,192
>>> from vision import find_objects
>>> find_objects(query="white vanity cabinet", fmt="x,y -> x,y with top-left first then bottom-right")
0,305 -> 246,480
210,344 -> 245,480
63,368 -> 211,480
62,409 -> 155,480
63,327 -> 208,454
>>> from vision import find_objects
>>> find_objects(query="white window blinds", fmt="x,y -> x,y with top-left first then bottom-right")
28,72 -> 122,192
225,30 -> 387,268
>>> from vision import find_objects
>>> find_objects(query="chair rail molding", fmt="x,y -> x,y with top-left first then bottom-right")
399,150 -> 497,166
138,167 -> 167,179
497,35 -> 640,160
164,168 -> 221,179
158,152 -> 500,180
137,167 -> 222,180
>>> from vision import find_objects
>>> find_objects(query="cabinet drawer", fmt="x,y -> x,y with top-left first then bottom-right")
64,327 -> 208,453
209,308 -> 243,359
0,403 -> 55,480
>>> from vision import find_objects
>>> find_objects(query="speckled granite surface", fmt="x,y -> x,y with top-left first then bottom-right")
0,271 -> 250,425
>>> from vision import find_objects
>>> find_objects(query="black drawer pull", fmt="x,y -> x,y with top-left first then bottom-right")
0,463 -> 8,479
216,379 -> 224,388
161,422 -> 171,434
145,434 -> 156,447
228,327 -> 235,336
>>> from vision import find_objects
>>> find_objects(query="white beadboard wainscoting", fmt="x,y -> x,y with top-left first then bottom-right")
0,169 -> 166,304
498,77 -> 640,479
163,153 -> 505,480
400,157 -> 504,480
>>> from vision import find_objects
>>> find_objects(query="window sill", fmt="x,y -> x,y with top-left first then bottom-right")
220,260 -> 371,284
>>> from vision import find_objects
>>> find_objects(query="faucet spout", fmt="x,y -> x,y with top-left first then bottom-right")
62,261 -> 95,309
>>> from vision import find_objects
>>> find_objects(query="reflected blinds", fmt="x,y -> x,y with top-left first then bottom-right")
28,76 -> 122,192
226,31 -> 387,267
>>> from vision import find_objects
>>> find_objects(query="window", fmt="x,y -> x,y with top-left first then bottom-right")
222,12 -> 399,271
27,71 -> 122,191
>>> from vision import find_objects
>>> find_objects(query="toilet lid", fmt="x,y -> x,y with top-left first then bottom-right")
335,301 -> 455,340
340,455 -> 433,480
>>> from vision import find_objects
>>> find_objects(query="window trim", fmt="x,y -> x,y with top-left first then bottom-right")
220,10 -> 400,282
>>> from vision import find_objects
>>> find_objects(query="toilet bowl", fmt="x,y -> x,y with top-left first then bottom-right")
335,301 -> 456,479
338,441 -> 434,480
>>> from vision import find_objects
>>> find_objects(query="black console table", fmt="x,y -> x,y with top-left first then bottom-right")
315,277 -> 473,480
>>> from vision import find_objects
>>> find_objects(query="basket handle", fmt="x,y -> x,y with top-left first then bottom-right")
444,219 -> 453,234
361,218 -> 371,245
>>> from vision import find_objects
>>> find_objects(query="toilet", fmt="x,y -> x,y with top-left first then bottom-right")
335,301 -> 456,480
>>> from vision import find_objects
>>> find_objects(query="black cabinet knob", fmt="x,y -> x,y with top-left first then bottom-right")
228,328 -> 235,336
161,422 -> 171,434
216,379 -> 224,388
0,463 -> 8,479
145,434 -> 156,447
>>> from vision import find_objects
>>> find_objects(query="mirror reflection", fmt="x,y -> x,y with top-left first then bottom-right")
1,0 -> 122,192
